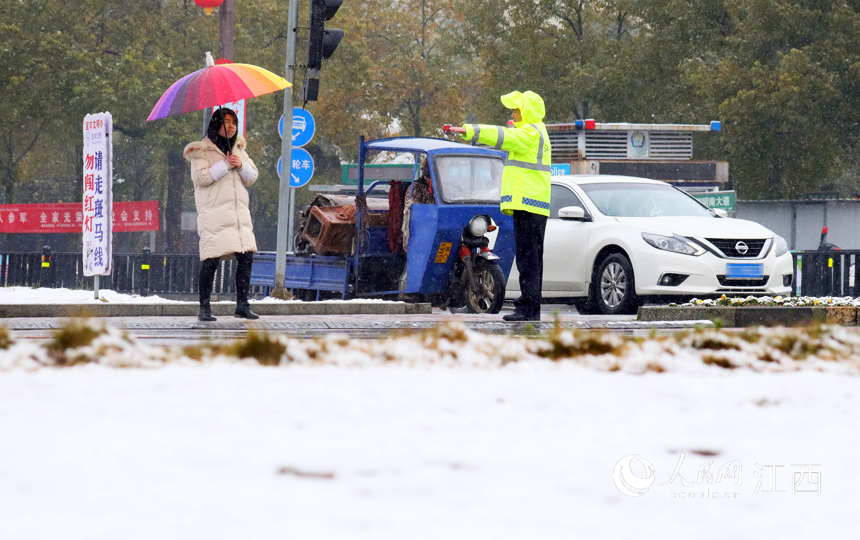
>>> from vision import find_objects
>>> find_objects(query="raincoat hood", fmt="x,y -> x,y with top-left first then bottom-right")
500,91 -> 546,127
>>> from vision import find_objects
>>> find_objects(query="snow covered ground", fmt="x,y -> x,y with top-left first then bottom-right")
0,364 -> 855,539
0,323 -> 857,538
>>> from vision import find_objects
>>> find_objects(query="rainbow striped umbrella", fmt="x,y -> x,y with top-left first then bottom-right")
147,56 -> 290,121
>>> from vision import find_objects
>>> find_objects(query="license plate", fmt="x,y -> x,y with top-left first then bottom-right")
725,263 -> 764,279
434,242 -> 453,263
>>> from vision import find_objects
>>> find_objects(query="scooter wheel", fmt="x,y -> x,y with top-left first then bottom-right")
463,259 -> 506,314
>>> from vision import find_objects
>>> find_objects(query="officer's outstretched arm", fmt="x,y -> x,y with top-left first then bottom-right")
461,123 -> 539,153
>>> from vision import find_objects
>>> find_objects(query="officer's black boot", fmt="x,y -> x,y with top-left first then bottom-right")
234,252 -> 259,320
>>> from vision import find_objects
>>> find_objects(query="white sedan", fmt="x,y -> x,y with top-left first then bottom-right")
505,175 -> 793,314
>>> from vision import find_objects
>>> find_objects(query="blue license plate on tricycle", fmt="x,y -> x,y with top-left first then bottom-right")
725,263 -> 764,279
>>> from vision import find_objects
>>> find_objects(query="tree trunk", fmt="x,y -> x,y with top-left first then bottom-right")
411,100 -> 422,137
74,144 -> 84,204
165,149 -> 185,253
3,178 -> 13,206
219,0 -> 235,61
2,166 -> 14,252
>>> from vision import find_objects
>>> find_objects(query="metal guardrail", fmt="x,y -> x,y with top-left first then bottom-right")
791,250 -> 860,297
3,247 -> 859,299
0,247 -> 255,297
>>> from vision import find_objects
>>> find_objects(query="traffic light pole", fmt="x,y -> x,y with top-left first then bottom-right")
274,0 -> 300,298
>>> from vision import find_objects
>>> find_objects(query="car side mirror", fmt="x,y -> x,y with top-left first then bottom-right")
713,208 -> 728,218
558,206 -> 588,221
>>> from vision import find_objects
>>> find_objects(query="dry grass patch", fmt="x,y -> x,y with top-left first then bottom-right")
46,319 -> 109,366
225,331 -> 287,366
0,326 -> 13,350
537,324 -> 627,361
702,355 -> 736,369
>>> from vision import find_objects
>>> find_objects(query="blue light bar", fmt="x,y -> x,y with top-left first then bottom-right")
710,121 -> 722,132
574,119 -> 584,129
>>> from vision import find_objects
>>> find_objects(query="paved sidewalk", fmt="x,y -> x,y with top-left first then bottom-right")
4,304 -> 712,343
0,301 -> 431,318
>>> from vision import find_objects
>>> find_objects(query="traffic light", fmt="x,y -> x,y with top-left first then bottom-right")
304,0 -> 344,101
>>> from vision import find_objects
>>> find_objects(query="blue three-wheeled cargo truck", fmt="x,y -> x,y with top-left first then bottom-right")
251,136 -> 515,313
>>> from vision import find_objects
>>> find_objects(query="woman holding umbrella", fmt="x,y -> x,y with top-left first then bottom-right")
148,52 -> 290,319
184,107 -> 260,321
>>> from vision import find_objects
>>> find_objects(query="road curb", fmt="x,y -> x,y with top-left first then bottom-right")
0,302 -> 432,318
637,306 -> 857,327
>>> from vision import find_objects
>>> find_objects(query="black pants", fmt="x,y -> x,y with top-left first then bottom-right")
199,251 -> 255,305
512,210 -> 547,317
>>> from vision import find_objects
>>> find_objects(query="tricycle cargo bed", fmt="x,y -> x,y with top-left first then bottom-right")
251,252 -> 351,296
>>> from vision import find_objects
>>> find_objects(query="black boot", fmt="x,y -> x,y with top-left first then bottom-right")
198,299 -> 217,322
234,252 -> 259,320
198,257 -> 219,322
234,301 -> 259,320
502,311 -> 540,322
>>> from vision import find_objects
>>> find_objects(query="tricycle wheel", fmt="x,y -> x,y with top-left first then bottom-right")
291,288 -> 317,301
463,259 -> 506,314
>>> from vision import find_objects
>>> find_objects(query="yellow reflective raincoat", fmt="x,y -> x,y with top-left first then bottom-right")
461,91 -> 551,216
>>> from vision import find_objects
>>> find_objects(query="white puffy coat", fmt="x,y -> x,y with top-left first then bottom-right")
183,135 -> 259,261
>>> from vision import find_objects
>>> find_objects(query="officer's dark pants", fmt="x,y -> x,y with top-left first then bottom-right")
512,210 -> 547,317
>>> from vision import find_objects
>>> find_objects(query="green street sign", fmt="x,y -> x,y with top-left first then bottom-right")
693,190 -> 735,211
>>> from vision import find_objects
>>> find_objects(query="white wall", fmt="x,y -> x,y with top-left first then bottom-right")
736,200 -> 860,250
736,203 -> 793,245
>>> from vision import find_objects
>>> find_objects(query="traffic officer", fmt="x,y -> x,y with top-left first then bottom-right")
449,91 -> 551,321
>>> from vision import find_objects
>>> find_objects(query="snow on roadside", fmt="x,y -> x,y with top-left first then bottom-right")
0,286 -> 183,304
0,286 -> 403,304
680,294 -> 860,307
1,319 -> 859,375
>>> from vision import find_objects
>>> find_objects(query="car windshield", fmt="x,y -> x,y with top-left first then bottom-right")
433,155 -> 503,204
579,182 -> 714,218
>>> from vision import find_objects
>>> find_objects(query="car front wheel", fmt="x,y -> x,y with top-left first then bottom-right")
594,253 -> 639,315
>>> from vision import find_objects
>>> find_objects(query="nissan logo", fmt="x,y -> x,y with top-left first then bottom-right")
735,241 -> 749,255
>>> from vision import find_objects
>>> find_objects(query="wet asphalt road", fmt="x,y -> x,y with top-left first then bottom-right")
5,304 -> 704,345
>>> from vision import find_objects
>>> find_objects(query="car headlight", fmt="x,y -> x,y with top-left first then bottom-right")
642,232 -> 705,256
468,216 -> 489,236
771,235 -> 789,257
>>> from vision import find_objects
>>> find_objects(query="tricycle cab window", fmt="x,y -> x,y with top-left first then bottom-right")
433,155 -> 503,204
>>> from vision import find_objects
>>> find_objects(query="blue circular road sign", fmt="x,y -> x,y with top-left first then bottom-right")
277,148 -> 314,188
278,108 -> 315,148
